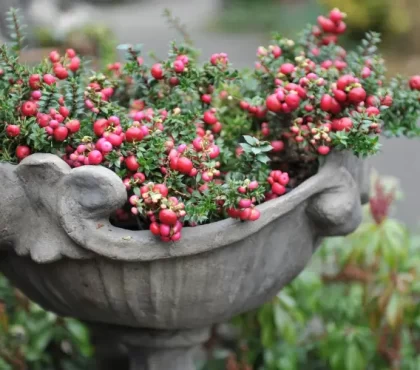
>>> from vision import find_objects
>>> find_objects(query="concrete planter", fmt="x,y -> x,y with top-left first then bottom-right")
0,151 -> 369,370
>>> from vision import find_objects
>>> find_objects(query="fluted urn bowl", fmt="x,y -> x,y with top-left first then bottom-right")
0,151 -> 369,370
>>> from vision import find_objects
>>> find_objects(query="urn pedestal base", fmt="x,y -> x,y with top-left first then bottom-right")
90,324 -> 210,370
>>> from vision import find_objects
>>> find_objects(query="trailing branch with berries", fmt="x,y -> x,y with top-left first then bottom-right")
0,8 -> 419,243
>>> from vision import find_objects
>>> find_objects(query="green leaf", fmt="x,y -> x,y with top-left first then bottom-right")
117,44 -> 132,50
259,144 -> 273,152
0,358 -> 12,370
345,344 -> 364,370
386,293 -> 401,329
243,135 -> 257,145
31,326 -> 54,352
240,142 -> 252,152
256,154 -> 270,164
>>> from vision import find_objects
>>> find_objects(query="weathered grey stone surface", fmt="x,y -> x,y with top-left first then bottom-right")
0,151 -> 368,370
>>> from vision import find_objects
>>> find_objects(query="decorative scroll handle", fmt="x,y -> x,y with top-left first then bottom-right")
307,151 -> 369,237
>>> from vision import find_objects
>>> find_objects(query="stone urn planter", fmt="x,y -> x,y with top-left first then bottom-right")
0,150 -> 369,369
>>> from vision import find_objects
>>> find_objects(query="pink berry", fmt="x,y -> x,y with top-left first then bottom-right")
173,60 -> 185,73
317,146 -> 330,155
280,63 -> 295,75
88,150 -> 103,165
239,199 -> 252,209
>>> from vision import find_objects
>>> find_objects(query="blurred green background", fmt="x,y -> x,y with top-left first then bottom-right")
214,0 -> 420,76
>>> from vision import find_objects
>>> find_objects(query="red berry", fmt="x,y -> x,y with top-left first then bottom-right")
238,186 -> 246,194
271,140 -> 284,152
248,208 -> 260,221
361,66 -> 371,78
208,144 -> 220,159
337,74 -> 355,91
49,51 -> 60,63
192,137 -> 203,151
59,106 -> 70,118
248,106 -> 257,114
53,126 -> 69,142
6,125 -> 20,137
88,150 -> 103,165
69,57 -> 81,72
280,63 -> 295,75
366,106 -> 380,116
125,126 -> 144,142
330,98 -> 342,114
150,222 -> 160,236
333,89 -> 347,103
278,173 -> 289,186
108,116 -> 121,126
334,60 -> 347,70
321,60 -> 333,69
335,22 -> 346,34
49,120 -> 59,129
16,145 -> 30,160
151,63 -> 164,79
366,95 -> 379,107
169,77 -> 179,86
382,95 -> 393,107
173,60 -> 185,73
101,141 -> 113,153
329,8 -> 344,23
203,110 -> 218,125
285,93 -> 300,110
21,101 -> 37,116
227,208 -> 241,219
29,74 -> 41,89
43,74 -> 56,85
239,101 -> 250,110
266,94 -> 282,112
37,113 -> 50,127
159,209 -> 178,226
320,94 -> 333,111
248,181 -> 259,190
271,182 -> 286,195
409,75 -> 420,90
160,224 -> 171,237
272,46 -> 282,58
66,48 -> 76,58
240,208 -> 252,221
201,94 -> 212,104
212,121 -> 222,134
125,155 -> 140,172
133,172 -> 146,183
54,67 -> 69,80
239,199 -> 252,208
332,117 -> 353,131
348,87 -> 367,104
317,16 -> 336,33
93,119 -> 108,136
171,232 -> 182,242
177,157 -> 193,174
317,145 -> 330,155
153,184 -> 169,197
31,90 -> 42,100
106,133 -> 123,147
255,106 -> 267,119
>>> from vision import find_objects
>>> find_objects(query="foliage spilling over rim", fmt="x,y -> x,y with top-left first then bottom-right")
0,7 -> 419,244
